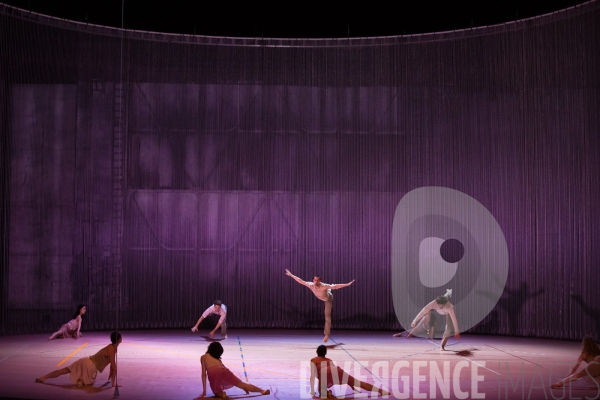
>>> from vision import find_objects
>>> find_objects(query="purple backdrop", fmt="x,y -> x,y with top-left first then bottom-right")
0,2 -> 599,339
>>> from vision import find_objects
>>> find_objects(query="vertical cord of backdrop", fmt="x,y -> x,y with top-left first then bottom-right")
0,16 -> 9,335
113,0 -> 126,395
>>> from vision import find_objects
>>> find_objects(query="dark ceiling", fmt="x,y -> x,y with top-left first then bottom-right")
0,0 -> 583,38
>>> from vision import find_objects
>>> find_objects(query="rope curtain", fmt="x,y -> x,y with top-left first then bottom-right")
0,2 -> 598,340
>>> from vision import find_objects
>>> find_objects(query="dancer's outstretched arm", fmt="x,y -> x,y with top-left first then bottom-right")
76,315 -> 82,338
400,314 -> 429,337
108,345 -> 118,387
192,315 -> 205,332
330,280 -> 355,289
285,269 -> 309,286
309,361 -> 317,397
447,307 -> 460,338
193,305 -> 216,332
412,301 -> 436,327
199,356 -> 207,397
210,323 -> 222,338
210,315 -> 226,337
568,354 -> 584,376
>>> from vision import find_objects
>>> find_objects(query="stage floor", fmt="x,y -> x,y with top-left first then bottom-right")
0,329 -> 597,400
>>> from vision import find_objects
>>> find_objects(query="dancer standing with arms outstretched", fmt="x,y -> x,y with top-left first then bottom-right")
285,269 -> 354,342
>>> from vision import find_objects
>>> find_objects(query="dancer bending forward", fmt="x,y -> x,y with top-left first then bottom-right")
200,342 -> 269,398
412,289 -> 459,350
285,269 -> 354,342
551,336 -> 600,389
310,345 -> 390,399
36,331 -> 121,387
192,300 -> 228,339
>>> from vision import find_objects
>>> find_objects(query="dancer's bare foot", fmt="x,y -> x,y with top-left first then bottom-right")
323,334 -> 329,343
326,389 -> 336,399
35,378 -> 44,383
379,388 -> 391,396
261,389 -> 270,395
392,332 -> 403,337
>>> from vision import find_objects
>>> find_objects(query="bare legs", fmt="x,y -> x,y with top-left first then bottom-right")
440,314 -> 454,350
36,367 -> 70,383
214,382 -> 270,398
48,330 -> 63,340
318,369 -> 390,398
236,382 -> 270,395
351,380 -> 390,396
319,381 -> 390,398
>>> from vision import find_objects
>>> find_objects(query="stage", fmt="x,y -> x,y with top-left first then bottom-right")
0,329 -> 597,399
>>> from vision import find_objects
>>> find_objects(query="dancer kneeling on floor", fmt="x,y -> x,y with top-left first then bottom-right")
200,342 -> 269,398
310,345 -> 390,399
36,331 -> 121,387
551,336 -> 600,389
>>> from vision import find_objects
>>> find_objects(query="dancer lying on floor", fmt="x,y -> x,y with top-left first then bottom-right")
199,342 -> 270,398
309,345 -> 390,399
551,336 -> 600,389
36,331 -> 121,387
